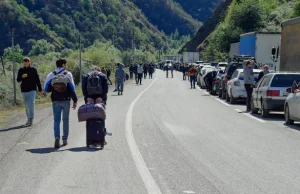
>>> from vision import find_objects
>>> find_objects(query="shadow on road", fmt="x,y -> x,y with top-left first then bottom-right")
68,147 -> 103,152
284,124 -> 300,131
250,113 -> 285,122
0,125 -> 27,133
26,147 -> 62,154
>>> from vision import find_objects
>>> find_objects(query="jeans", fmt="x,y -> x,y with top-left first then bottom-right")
183,73 -> 186,80
244,84 -> 253,110
52,101 -> 71,140
144,73 -> 147,79
149,73 -> 153,79
22,91 -> 36,122
190,76 -> 196,88
117,80 -> 124,92
138,73 -> 143,85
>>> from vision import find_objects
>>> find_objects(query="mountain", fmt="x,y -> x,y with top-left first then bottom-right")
0,0 -> 167,54
174,0 -> 224,22
129,0 -> 202,35
0,0 -> 221,54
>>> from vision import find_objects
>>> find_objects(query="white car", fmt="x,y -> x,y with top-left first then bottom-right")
216,62 -> 228,69
226,69 -> 261,104
199,66 -> 215,89
284,82 -> 300,124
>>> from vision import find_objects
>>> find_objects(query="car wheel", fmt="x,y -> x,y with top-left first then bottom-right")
226,90 -> 230,102
218,89 -> 222,98
251,99 -> 259,114
261,102 -> 269,118
285,104 -> 294,125
229,92 -> 236,104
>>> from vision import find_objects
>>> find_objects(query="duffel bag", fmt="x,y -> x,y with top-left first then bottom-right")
78,103 -> 106,122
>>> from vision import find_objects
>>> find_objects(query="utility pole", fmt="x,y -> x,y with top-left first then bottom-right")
79,35 -> 82,83
10,26 -> 17,105
132,29 -> 135,64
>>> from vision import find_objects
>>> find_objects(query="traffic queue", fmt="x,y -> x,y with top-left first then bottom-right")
157,55 -> 300,126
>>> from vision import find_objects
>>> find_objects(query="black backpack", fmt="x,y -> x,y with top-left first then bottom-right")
87,72 -> 103,95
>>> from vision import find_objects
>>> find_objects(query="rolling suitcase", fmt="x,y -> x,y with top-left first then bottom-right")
86,119 -> 106,147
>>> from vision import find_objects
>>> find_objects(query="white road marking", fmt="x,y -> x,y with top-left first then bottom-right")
125,73 -> 162,194
183,191 -> 195,194
17,142 -> 29,145
235,109 -> 266,123
214,97 -> 231,107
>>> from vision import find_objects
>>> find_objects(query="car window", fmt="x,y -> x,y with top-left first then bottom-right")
262,75 -> 272,87
231,71 -> 238,79
239,72 -> 260,81
271,74 -> 300,87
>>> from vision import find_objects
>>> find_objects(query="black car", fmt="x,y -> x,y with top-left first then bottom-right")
212,69 -> 224,96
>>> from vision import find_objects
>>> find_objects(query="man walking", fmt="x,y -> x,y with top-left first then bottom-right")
258,65 -> 269,82
243,60 -> 255,112
129,64 -> 134,79
137,64 -> 143,85
189,65 -> 197,89
143,65 -> 148,79
115,63 -> 126,95
148,65 -> 154,79
44,58 -> 78,148
17,57 -> 43,126
106,67 -> 112,85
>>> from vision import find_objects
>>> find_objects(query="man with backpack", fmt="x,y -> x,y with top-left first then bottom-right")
82,67 -> 108,148
44,58 -> 78,148
17,57 -> 43,127
115,63 -> 126,95
148,65 -> 154,79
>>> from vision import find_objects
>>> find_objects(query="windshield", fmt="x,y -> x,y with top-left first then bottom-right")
271,74 -> 300,87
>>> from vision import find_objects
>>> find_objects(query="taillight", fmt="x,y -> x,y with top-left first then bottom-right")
267,90 -> 280,97
215,79 -> 219,84
234,81 -> 241,86
226,78 -> 229,83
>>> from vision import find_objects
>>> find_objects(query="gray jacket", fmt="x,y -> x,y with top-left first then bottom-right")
243,60 -> 255,85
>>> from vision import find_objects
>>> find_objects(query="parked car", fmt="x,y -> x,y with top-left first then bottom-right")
197,65 -> 211,85
226,69 -> 261,104
212,68 -> 225,96
220,62 -> 244,99
216,62 -> 228,69
284,87 -> 300,125
198,66 -> 215,88
251,73 -> 300,117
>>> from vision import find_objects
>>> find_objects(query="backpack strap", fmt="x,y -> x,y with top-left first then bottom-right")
63,71 -> 68,75
53,69 -> 65,75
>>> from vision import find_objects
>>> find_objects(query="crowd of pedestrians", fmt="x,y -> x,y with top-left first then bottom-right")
129,63 -> 156,85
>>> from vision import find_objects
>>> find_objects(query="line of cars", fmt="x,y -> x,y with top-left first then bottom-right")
196,57 -> 300,125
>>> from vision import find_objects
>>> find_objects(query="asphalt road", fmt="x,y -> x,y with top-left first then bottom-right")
1,70 -> 300,194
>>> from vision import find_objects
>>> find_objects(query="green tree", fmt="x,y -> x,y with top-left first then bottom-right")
4,44 -> 24,63
29,39 -> 55,56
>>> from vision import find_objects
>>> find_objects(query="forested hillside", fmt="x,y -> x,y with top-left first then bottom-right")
200,0 -> 300,61
0,0 -> 168,54
175,0 -> 224,22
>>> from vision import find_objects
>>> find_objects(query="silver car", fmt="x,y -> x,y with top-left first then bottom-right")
198,66 -> 215,89
284,86 -> 300,125
251,73 -> 300,117
226,69 -> 261,104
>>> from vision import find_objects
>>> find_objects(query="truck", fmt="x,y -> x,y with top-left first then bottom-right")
239,32 -> 281,71
229,42 -> 240,58
182,52 -> 200,64
280,17 -> 300,72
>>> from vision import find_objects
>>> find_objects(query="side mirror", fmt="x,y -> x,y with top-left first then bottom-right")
286,88 -> 292,93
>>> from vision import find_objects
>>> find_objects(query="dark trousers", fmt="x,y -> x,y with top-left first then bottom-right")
149,73 -> 153,79
138,73 -> 143,85
130,72 -> 133,79
190,76 -> 196,88
107,76 -> 112,85
166,70 -> 169,78
144,72 -> 147,79
244,84 -> 253,110
183,73 -> 186,80
134,73 -> 138,84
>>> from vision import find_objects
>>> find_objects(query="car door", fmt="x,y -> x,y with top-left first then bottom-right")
253,76 -> 265,107
258,75 -> 273,109
228,70 -> 238,95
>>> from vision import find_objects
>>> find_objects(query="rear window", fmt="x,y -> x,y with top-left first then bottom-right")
239,72 -> 260,81
227,63 -> 243,76
218,64 -> 227,67
271,74 -> 300,87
